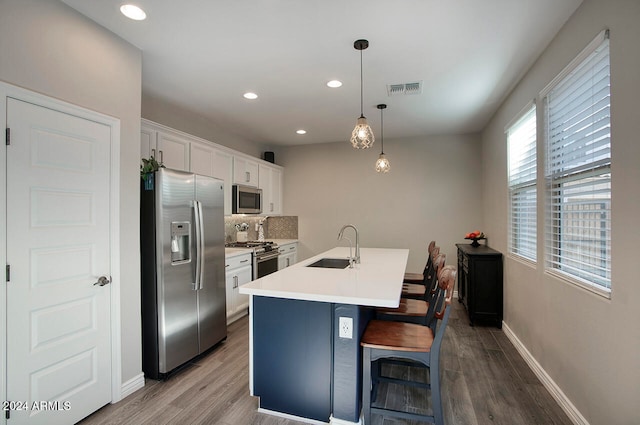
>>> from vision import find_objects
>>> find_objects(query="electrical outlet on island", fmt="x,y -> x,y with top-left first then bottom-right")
339,316 -> 353,339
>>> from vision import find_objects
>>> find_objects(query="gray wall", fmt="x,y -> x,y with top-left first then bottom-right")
481,0 -> 640,423
276,134 -> 483,274
0,0 -> 143,384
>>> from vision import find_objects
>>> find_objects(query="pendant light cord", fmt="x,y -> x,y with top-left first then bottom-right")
359,49 -> 364,118
380,107 -> 384,153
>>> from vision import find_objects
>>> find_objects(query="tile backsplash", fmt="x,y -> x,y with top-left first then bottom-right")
224,216 -> 298,242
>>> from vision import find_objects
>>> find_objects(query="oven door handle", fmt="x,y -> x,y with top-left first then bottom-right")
256,251 -> 280,262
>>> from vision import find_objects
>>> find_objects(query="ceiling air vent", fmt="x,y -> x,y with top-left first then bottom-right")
387,81 -> 423,96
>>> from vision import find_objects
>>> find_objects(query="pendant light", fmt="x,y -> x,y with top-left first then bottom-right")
350,39 -> 375,149
375,104 -> 390,173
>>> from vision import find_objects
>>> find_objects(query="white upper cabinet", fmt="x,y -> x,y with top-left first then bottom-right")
259,164 -> 283,215
140,121 -> 190,172
141,119 -> 282,217
157,132 -> 190,171
191,141 -> 234,215
190,141 -> 216,177
140,126 -> 156,159
233,156 -> 259,187
212,149 -> 234,216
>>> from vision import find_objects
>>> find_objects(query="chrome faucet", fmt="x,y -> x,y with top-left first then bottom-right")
337,224 -> 360,264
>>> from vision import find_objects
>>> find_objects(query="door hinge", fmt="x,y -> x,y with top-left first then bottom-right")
6,264 -> 9,282
5,127 -> 9,145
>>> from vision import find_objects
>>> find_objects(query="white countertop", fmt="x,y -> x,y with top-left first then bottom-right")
271,238 -> 298,246
225,247 -> 253,258
239,247 -> 409,307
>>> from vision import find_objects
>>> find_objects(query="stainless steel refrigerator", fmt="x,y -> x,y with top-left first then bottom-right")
140,168 -> 227,379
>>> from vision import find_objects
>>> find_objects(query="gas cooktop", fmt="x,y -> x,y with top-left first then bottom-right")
225,241 -> 278,252
225,240 -> 275,247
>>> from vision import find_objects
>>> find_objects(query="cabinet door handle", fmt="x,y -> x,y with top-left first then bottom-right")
245,171 -> 250,182
233,275 -> 238,288
240,259 -> 249,263
159,150 -> 164,164
151,148 -> 156,158
270,202 -> 274,212
286,258 -> 290,267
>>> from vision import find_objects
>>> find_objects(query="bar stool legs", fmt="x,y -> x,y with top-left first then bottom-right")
361,266 -> 456,425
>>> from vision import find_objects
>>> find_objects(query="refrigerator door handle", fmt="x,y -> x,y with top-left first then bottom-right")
193,200 -> 202,290
197,200 -> 205,290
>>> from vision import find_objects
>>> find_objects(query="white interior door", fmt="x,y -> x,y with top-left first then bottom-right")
5,98 -> 112,424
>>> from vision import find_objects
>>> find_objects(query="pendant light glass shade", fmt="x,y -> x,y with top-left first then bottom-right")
375,104 -> 390,173
351,116 -> 375,149
375,153 -> 390,173
350,40 -> 374,149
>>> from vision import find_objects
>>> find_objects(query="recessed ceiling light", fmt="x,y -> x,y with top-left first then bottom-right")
120,4 -> 147,21
296,130 -> 307,135
243,92 -> 258,100
327,80 -> 343,88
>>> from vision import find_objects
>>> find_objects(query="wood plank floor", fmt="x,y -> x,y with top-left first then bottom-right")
78,302 -> 573,425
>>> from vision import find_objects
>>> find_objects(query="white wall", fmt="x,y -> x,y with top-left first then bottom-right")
481,0 -> 640,423
276,134 -> 483,274
0,0 -> 143,385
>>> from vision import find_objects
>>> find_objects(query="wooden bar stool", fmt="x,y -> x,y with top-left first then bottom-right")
402,246 -> 440,299
361,266 -> 456,425
379,254 -> 446,325
403,240 -> 436,283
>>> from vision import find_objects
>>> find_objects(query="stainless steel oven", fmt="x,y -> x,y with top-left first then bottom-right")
225,241 -> 280,280
254,248 -> 280,279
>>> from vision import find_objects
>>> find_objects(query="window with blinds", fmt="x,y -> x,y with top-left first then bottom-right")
507,104 -> 537,261
542,30 -> 611,295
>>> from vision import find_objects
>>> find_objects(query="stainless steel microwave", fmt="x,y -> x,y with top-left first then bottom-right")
232,184 -> 262,214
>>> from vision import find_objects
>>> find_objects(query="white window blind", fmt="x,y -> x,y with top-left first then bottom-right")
507,104 -> 537,261
543,31 -> 611,294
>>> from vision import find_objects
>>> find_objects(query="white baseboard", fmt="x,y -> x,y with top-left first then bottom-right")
118,373 -> 145,401
502,322 -> 590,425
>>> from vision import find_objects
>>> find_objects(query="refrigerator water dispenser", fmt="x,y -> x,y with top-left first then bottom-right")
170,221 -> 191,264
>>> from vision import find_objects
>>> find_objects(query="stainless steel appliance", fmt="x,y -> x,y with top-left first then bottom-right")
140,168 -> 227,379
232,184 -> 262,214
225,241 -> 280,279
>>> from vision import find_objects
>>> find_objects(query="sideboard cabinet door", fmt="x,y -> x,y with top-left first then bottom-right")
456,244 -> 503,328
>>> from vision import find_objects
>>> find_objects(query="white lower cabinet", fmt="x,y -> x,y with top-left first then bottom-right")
277,242 -> 298,270
225,252 -> 252,324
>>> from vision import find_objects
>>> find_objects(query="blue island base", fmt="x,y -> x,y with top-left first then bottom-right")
252,296 -> 373,423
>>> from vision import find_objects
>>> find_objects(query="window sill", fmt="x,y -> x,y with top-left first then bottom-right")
545,269 -> 612,300
507,253 -> 537,269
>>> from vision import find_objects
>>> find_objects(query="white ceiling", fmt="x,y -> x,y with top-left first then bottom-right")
62,0 -> 582,146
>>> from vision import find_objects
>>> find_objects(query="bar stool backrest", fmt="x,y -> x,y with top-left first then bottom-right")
423,254 -> 447,326
434,265 -> 457,320
423,245 -> 440,283
426,253 -> 445,296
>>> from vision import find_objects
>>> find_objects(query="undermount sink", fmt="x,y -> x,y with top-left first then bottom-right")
306,258 -> 352,269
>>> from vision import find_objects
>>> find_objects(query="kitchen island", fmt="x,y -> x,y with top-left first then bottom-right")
239,247 -> 409,424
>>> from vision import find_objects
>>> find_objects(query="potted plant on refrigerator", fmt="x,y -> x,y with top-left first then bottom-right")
140,156 -> 164,190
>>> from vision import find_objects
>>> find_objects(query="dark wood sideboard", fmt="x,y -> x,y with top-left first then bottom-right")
456,243 -> 503,328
